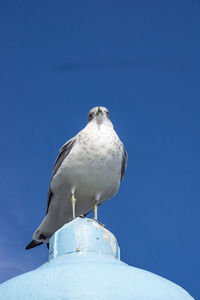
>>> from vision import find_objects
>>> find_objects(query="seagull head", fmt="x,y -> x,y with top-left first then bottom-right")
88,106 -> 111,126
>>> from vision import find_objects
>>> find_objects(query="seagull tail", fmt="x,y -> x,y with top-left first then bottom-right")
25,240 -> 43,250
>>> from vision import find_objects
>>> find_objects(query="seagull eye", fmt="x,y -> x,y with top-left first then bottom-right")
88,112 -> 94,121
106,111 -> 109,117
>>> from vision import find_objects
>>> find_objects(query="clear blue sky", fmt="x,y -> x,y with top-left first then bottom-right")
0,0 -> 199,298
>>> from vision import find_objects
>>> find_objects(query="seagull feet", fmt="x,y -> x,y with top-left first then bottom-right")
92,218 -> 106,227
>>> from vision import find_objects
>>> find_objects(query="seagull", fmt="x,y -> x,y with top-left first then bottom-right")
26,106 -> 127,249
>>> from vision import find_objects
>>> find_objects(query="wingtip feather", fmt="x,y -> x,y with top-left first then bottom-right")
25,240 -> 43,250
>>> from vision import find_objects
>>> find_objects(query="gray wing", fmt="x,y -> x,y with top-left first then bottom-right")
51,138 -> 76,179
46,137 -> 76,214
121,147 -> 128,180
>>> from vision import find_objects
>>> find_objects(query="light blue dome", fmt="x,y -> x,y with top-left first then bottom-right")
0,218 -> 195,300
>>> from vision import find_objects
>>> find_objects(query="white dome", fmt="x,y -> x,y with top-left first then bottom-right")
0,218 -> 195,300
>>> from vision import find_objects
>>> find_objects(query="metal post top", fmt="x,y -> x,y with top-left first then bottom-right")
48,217 -> 120,261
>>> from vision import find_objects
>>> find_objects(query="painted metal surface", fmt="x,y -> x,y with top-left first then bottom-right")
49,218 -> 120,260
0,218 -> 195,300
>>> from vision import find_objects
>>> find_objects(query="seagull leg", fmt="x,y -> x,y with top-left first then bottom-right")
71,193 -> 76,219
94,201 -> 98,220
93,201 -> 105,227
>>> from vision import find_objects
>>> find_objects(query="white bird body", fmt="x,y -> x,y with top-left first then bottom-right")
26,107 -> 127,249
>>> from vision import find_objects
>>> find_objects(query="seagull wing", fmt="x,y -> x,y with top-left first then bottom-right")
121,147 -> 128,180
46,137 -> 76,214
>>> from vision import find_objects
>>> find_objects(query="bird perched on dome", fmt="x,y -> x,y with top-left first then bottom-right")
26,106 -> 127,249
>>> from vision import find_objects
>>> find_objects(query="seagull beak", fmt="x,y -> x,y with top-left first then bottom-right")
96,106 -> 103,115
